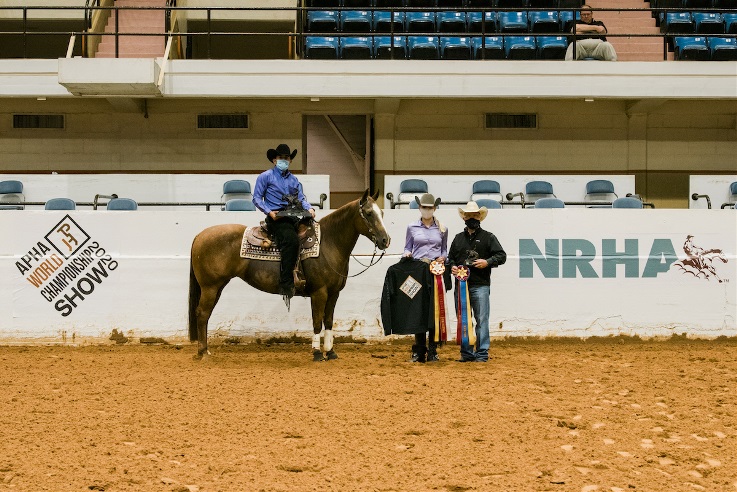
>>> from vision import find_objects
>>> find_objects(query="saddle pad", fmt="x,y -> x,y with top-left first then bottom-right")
240,223 -> 321,261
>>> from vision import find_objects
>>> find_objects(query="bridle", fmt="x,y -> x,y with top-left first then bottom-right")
321,198 -> 386,279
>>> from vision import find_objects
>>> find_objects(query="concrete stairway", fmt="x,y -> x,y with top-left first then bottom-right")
586,0 -> 673,61
95,0 -> 167,58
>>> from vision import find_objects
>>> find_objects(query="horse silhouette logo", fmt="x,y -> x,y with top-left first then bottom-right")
673,235 -> 729,283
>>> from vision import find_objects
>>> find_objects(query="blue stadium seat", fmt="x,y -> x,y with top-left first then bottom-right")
307,11 -> 340,33
499,11 -> 529,33
45,198 -> 77,210
674,36 -> 709,60
475,198 -> 502,209
409,200 -> 420,209
106,198 -> 138,211
374,36 -> 408,59
341,36 -> 373,58
534,197 -> 566,208
471,36 -> 504,59
408,36 -> 440,58
536,35 -> 567,59
467,12 -> 497,34
440,36 -> 472,59
0,180 -> 24,210
504,35 -> 536,59
341,10 -> 372,33
528,10 -> 560,33
372,10 -> 406,33
612,197 -> 644,209
525,180 -> 556,205
471,180 -> 503,202
305,36 -> 340,59
437,11 -> 468,33
225,199 -> 257,211
710,37 -> 737,60
584,179 -> 617,207
725,14 -> 737,35
693,12 -> 724,34
661,12 -> 694,34
558,10 -> 580,33
222,179 -> 251,201
398,179 -> 428,208
406,11 -> 437,33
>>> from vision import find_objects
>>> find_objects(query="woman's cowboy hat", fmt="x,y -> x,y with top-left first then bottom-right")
266,143 -> 298,162
458,201 -> 488,221
415,193 -> 441,208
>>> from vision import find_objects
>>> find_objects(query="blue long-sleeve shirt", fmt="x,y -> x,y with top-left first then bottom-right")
252,167 -> 311,214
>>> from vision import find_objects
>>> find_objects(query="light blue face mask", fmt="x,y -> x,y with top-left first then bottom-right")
276,159 -> 289,172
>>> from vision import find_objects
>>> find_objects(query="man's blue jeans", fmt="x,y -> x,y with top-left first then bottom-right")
459,284 -> 491,362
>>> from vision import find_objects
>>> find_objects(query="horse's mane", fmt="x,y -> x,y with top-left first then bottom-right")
318,198 -> 359,232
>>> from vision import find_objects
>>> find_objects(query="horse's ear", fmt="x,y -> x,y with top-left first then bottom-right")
360,189 -> 369,204
371,188 -> 380,201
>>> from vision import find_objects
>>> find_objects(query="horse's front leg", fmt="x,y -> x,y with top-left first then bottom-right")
323,292 -> 340,361
310,289 -> 328,362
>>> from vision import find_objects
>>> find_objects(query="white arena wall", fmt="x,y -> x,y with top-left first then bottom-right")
1,208 -> 734,343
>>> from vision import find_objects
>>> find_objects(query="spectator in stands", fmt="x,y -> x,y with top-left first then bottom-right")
402,193 -> 448,363
565,6 -> 617,61
449,201 -> 506,363
253,144 -> 315,305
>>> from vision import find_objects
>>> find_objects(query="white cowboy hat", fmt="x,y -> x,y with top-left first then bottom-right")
414,193 -> 441,208
458,201 -> 488,221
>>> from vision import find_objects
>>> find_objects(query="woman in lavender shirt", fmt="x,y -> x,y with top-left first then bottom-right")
403,193 -> 448,362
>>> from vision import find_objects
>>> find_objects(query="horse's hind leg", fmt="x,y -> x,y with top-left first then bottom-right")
194,284 -> 223,359
310,289 -> 328,362
323,292 -> 340,361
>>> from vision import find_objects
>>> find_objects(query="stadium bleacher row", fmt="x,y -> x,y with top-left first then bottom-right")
302,0 -> 737,60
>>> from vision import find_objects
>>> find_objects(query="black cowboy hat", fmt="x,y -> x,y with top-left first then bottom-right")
266,143 -> 298,162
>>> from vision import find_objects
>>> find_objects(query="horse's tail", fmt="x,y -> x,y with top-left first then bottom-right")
188,254 -> 201,342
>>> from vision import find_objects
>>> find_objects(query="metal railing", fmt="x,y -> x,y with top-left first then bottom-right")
385,192 -> 655,208
4,193 -> 329,211
1,5 -> 735,60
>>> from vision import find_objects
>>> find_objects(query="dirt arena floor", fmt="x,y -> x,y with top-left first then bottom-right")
0,336 -> 735,492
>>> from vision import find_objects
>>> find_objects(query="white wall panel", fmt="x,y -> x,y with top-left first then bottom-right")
1,209 -> 734,343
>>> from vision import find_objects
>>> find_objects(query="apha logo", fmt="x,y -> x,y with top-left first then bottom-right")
673,235 -> 729,283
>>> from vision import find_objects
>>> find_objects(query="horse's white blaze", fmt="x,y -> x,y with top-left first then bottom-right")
371,202 -> 389,244
312,333 -> 321,350
324,329 -> 334,352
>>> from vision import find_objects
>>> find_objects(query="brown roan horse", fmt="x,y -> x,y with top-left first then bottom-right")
189,189 -> 391,361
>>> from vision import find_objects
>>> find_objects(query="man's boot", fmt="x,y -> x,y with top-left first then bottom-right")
427,346 -> 439,362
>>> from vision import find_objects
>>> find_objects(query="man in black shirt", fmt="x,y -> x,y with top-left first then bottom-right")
448,201 -> 507,362
565,6 -> 617,61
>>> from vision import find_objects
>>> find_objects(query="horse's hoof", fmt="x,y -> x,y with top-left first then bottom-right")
326,350 -> 338,361
194,350 -> 212,361
312,350 -> 325,362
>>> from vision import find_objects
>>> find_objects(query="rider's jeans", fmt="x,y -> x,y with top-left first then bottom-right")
459,284 -> 491,362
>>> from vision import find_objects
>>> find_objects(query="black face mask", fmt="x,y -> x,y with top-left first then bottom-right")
465,218 -> 480,230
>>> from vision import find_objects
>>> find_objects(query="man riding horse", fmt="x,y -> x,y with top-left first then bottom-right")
253,144 -> 316,308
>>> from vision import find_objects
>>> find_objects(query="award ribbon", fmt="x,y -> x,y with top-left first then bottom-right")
429,260 -> 447,343
454,266 -> 476,346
